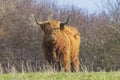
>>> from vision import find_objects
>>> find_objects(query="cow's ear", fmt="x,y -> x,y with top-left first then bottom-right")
60,23 -> 65,30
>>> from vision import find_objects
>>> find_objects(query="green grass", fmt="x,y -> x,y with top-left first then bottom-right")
0,72 -> 120,80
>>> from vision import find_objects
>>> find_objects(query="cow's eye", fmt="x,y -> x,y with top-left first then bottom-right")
46,22 -> 51,25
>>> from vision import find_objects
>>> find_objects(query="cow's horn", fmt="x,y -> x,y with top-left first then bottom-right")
34,16 -> 43,25
61,15 -> 70,25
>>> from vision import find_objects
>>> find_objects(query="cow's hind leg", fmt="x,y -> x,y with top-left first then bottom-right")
71,57 -> 79,72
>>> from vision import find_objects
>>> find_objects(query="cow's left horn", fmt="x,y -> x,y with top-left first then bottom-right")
61,15 -> 70,25
60,15 -> 70,30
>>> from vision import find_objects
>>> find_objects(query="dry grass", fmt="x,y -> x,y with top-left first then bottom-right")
0,62 -> 120,80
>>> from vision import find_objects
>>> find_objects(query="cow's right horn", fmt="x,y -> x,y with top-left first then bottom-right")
34,16 -> 43,25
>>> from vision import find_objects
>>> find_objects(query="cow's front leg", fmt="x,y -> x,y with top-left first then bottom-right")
60,51 -> 70,72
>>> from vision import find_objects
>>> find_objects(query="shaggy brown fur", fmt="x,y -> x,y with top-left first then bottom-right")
35,18 -> 80,72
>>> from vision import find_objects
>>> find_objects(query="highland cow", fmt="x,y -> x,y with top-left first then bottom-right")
35,15 -> 80,72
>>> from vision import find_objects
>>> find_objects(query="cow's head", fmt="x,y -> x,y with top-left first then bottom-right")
35,15 -> 70,34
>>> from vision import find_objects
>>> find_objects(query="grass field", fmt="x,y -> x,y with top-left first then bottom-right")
0,71 -> 120,80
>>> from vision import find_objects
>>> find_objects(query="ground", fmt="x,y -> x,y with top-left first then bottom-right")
0,71 -> 120,80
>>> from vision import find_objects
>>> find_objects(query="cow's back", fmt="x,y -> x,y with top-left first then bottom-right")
63,26 -> 80,61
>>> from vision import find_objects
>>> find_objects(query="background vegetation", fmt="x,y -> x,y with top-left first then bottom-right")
0,0 -> 120,73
